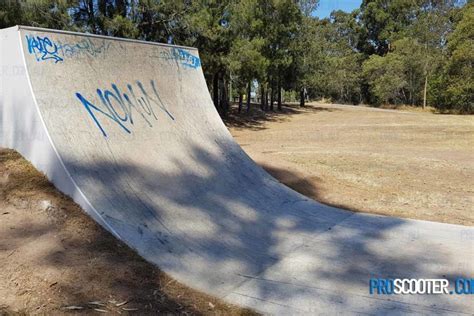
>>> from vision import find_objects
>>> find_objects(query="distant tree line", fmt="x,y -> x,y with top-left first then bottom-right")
1,0 -> 472,113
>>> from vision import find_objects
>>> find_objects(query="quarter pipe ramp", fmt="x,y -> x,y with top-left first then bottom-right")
1,26 -> 472,314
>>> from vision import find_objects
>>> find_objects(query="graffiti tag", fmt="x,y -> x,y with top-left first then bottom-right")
26,35 -> 63,63
75,80 -> 174,137
151,48 -> 201,69
58,38 -> 111,59
172,48 -> 201,69
26,34 -> 111,63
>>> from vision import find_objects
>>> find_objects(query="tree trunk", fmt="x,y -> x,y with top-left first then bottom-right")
87,0 -> 97,33
260,85 -> 265,111
277,76 -> 282,111
264,90 -> 269,111
270,84 -> 274,111
221,76 -> 229,117
213,72 -> 219,112
238,93 -> 243,113
116,0 -> 127,16
246,81 -> 251,113
423,42 -> 429,110
423,74 -> 428,110
300,88 -> 305,107
98,0 -> 106,18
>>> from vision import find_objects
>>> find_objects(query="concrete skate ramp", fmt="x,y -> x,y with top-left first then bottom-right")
1,26 -> 472,314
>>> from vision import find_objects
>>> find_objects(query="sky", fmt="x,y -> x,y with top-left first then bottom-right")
313,0 -> 362,18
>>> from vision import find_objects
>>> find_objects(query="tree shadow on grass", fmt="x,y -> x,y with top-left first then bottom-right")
260,164 -> 378,215
223,103 -> 336,131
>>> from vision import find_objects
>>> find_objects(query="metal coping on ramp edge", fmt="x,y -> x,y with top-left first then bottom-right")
18,25 -> 198,51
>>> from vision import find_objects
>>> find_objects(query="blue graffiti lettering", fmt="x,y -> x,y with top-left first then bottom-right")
26,35 -> 63,63
172,48 -> 201,69
26,34 -> 111,63
75,80 -> 174,137
58,38 -> 111,59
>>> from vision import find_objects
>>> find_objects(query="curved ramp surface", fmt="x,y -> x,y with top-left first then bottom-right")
1,26 -> 473,314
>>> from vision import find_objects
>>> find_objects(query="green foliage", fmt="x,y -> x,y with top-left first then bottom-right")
0,0 -> 24,28
297,0 -> 319,17
0,0 -> 471,113
103,14 -> 138,37
358,0 -> 421,55
136,0 -> 191,43
228,38 -> 268,89
227,0 -> 268,91
363,53 -> 407,104
186,0 -> 233,75
326,54 -> 363,103
298,11 -> 362,104
443,1 -> 474,112
0,0 -> 74,29
358,0 -> 471,111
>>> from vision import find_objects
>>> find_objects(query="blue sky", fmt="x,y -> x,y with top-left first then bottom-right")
313,0 -> 362,18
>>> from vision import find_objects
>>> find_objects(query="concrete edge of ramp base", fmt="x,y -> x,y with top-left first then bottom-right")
1,26 -> 472,315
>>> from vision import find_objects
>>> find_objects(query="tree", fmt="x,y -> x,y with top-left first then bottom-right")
0,0 -> 24,29
227,0 -> 268,113
136,0 -> 191,43
186,0 -> 234,115
409,0 -> 462,108
359,0 -> 466,108
290,0 -> 320,107
358,0 -> 421,55
443,1 -> 474,112
363,53 -> 407,104
259,0 -> 301,110
323,11 -> 363,103
297,0 -> 319,17
294,11 -> 362,104
71,0 -> 139,37
1,0 -> 74,30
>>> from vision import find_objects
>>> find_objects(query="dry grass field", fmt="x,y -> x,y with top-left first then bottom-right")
228,103 -> 474,226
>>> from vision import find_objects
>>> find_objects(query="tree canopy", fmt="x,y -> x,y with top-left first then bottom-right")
0,0 -> 471,113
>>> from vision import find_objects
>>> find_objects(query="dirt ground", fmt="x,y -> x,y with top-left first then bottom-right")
0,150 -> 255,315
228,102 -> 474,226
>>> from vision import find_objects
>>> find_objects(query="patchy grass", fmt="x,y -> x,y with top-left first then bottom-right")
377,103 -> 438,113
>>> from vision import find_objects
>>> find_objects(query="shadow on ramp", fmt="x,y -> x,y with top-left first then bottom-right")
60,142 -> 473,314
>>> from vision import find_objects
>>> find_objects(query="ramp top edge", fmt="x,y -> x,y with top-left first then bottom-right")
13,25 -> 198,51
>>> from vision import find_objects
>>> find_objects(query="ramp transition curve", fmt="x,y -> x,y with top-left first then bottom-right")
1,26 -> 472,314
